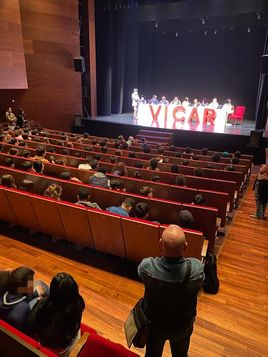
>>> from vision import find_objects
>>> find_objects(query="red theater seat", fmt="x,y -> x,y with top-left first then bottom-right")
228,106 -> 245,124
0,186 -> 18,225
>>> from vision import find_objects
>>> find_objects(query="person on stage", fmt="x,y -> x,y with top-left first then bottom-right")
170,97 -> 181,105
148,95 -> 159,105
192,98 -> 200,107
159,96 -> 169,105
222,99 -> 234,123
201,98 -> 208,106
131,88 -> 140,118
209,97 -> 219,110
139,95 -> 147,104
182,97 -> 190,108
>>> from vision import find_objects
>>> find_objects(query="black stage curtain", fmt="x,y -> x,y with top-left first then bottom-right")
255,29 -> 268,130
96,8 -> 266,117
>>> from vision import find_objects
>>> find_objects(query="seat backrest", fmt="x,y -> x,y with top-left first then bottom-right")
78,332 -> 139,357
149,197 -> 181,224
0,186 -> 18,224
122,218 -> 160,261
4,188 -> 41,232
0,320 -> 47,357
57,202 -> 95,248
87,209 -> 126,258
235,106 -> 245,117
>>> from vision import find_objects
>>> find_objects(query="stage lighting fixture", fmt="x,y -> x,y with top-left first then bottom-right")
256,13 -> 261,20
201,18 -> 205,25
175,32 -> 178,37
214,29 -> 218,35
204,30 -> 208,36
155,21 -> 159,28
247,27 -> 251,33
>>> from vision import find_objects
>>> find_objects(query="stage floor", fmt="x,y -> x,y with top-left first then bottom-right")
92,113 -> 255,136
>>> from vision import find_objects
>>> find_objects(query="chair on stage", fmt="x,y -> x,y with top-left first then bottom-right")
228,106 -> 245,125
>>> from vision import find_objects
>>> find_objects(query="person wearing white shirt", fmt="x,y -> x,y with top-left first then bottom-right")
159,96 -> 169,105
182,97 -> 190,108
131,88 -> 140,118
222,99 -> 234,125
170,97 -> 181,105
192,98 -> 200,107
209,98 -> 219,110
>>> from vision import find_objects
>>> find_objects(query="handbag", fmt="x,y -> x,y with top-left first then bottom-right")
124,297 -> 150,348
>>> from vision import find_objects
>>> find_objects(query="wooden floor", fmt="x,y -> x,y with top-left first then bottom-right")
0,174 -> 267,357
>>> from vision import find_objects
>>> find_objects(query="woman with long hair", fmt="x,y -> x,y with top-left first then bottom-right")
29,273 -> 85,355
112,161 -> 128,177
44,184 -> 62,200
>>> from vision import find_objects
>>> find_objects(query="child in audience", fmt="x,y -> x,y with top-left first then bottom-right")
76,187 -> 102,209
112,162 -> 128,177
0,174 -> 17,188
134,202 -> 149,220
140,186 -> 153,197
106,197 -> 135,217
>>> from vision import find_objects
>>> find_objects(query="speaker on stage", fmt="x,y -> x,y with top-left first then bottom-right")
73,114 -> 82,126
261,54 -> 268,74
247,130 -> 263,148
74,57 -> 85,73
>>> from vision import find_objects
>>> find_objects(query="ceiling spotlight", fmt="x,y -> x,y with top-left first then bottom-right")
201,18 -> 206,25
256,13 -> 261,20
214,29 -> 218,35
155,21 -> 159,29
247,27 -> 251,33
175,32 -> 178,38
204,30 -> 208,36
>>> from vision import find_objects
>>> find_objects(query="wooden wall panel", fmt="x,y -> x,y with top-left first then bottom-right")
0,0 -> 82,131
0,0 -> 28,89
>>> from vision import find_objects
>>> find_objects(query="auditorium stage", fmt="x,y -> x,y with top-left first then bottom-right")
78,113 -> 260,156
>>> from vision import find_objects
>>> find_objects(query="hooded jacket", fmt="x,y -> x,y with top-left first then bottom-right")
89,172 -> 110,188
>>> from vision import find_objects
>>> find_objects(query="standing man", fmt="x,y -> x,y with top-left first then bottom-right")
131,88 -> 140,118
138,225 -> 204,357
5,107 -> 17,127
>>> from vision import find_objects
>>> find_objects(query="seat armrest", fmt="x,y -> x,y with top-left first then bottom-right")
201,240 -> 209,261
69,332 -> 89,357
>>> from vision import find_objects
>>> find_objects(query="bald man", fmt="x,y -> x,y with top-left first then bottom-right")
138,225 -> 204,357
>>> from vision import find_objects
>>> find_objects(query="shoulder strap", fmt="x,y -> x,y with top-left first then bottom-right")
182,260 -> 192,287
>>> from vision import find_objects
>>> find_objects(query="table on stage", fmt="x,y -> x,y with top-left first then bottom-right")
136,103 -> 229,132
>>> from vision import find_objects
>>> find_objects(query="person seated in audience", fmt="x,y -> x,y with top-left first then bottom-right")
110,156 -> 118,164
20,179 -> 35,193
5,107 -> 17,126
94,154 -> 102,162
194,167 -> 204,177
120,141 -> 129,150
184,147 -> 193,154
8,147 -> 18,156
0,269 -> 11,296
21,149 -> 30,158
0,174 -> 17,188
201,148 -> 209,155
126,136 -> 135,146
61,148 -> 70,156
4,157 -> 15,168
134,202 -> 149,220
222,151 -> 230,158
106,197 -> 135,217
16,108 -> 26,128
89,167 -> 110,188
44,184 -> 62,200
168,145 -> 176,152
33,161 -> 44,174
21,161 -> 34,172
148,95 -> 159,105
55,159 -> 65,166
112,162 -> 128,177
182,97 -> 190,108
13,129 -> 24,141
209,97 -> 219,109
212,152 -> 221,162
192,154 -> 199,160
28,272 -> 84,354
182,159 -> 189,166
60,171 -> 82,183
147,158 -> 160,171
231,157 -> 240,165
76,187 -> 102,209
18,140 -> 27,147
85,146 -> 93,152
32,146 -> 49,163
78,156 -> 92,171
152,175 -> 160,182
170,97 -> 181,105
175,174 -> 187,187
134,171 -> 142,179
178,210 -> 195,229
226,164 -> 235,171
192,194 -> 206,206
0,266 -> 47,332
115,149 -> 122,156
159,96 -> 169,105
129,151 -> 136,158
234,150 -> 241,158
90,159 -> 99,170
114,139 -> 121,149
101,145 -> 108,153
143,144 -> 151,153
175,152 -> 182,158
83,132 -> 90,139
140,186 -> 153,197
171,164 -> 179,174
157,146 -> 165,155
110,178 -> 126,192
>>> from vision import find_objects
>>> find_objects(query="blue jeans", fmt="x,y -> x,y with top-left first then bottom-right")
254,181 -> 267,218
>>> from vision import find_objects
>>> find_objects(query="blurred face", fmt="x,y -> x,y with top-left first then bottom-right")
17,275 -> 34,294
8,108 -> 12,113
